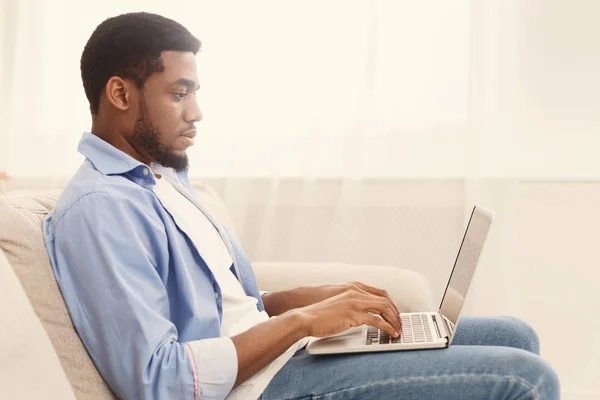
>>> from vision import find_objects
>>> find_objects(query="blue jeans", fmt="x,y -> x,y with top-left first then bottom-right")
261,316 -> 560,399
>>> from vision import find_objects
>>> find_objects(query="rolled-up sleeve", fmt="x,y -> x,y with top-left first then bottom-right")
186,338 -> 238,399
44,191 -> 237,400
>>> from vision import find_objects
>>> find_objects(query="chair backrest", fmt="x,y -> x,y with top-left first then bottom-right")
0,247 -> 77,399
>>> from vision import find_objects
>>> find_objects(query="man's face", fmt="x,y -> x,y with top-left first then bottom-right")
129,51 -> 202,171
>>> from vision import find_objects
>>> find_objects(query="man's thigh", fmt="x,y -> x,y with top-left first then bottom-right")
261,344 -> 557,400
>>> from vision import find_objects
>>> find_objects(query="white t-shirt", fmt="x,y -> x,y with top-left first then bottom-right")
153,173 -> 308,400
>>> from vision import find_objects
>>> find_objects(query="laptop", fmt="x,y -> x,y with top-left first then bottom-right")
306,205 -> 494,355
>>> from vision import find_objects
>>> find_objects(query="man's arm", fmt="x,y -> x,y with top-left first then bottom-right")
261,282 -> 400,317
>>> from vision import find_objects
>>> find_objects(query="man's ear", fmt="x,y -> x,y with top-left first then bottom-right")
104,76 -> 135,111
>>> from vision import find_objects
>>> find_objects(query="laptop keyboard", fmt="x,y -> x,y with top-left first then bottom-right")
366,314 -> 433,345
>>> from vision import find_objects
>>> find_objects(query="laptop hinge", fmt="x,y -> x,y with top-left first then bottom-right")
431,313 -> 449,340
433,312 -> 450,340
441,314 -> 457,343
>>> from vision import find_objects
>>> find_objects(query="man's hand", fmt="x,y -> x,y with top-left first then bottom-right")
301,281 -> 400,315
294,289 -> 402,338
261,281 -> 400,318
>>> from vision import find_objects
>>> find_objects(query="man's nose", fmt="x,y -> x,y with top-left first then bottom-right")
185,98 -> 203,123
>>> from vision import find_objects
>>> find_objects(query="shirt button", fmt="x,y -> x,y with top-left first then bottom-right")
143,168 -> 149,176
214,292 -> 219,300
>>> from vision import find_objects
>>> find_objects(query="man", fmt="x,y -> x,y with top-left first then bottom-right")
44,12 -> 560,400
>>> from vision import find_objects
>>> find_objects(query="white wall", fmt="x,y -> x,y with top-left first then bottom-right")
463,180 -> 600,400
471,0 -> 600,179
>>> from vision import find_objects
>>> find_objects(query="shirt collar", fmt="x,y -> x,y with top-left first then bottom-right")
78,132 -> 147,176
77,132 -> 191,186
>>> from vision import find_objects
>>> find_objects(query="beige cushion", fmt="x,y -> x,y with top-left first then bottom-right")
0,248 -> 76,399
0,192 -> 116,399
253,262 -> 434,312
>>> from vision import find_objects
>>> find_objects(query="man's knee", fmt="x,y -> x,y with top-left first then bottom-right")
497,349 -> 560,399
499,316 -> 540,355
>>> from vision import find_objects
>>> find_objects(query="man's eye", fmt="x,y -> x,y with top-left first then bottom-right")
174,92 -> 187,100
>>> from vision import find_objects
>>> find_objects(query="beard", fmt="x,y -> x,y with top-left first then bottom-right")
130,100 -> 189,172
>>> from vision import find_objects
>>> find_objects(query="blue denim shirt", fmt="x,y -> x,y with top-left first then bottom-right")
44,132 -> 264,400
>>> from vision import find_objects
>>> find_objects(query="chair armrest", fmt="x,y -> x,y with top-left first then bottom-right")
252,262 -> 434,312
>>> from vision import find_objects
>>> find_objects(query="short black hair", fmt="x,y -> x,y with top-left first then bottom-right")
81,12 -> 201,115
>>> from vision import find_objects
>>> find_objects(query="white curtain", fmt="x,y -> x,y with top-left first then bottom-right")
2,1 -> 600,398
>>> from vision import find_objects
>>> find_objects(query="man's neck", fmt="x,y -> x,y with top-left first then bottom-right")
91,121 -> 152,166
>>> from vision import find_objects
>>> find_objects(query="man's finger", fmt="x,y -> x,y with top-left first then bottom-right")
360,313 -> 399,338
353,282 -> 400,315
360,299 -> 401,333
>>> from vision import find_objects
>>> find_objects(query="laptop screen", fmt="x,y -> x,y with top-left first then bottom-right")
438,206 -> 494,334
